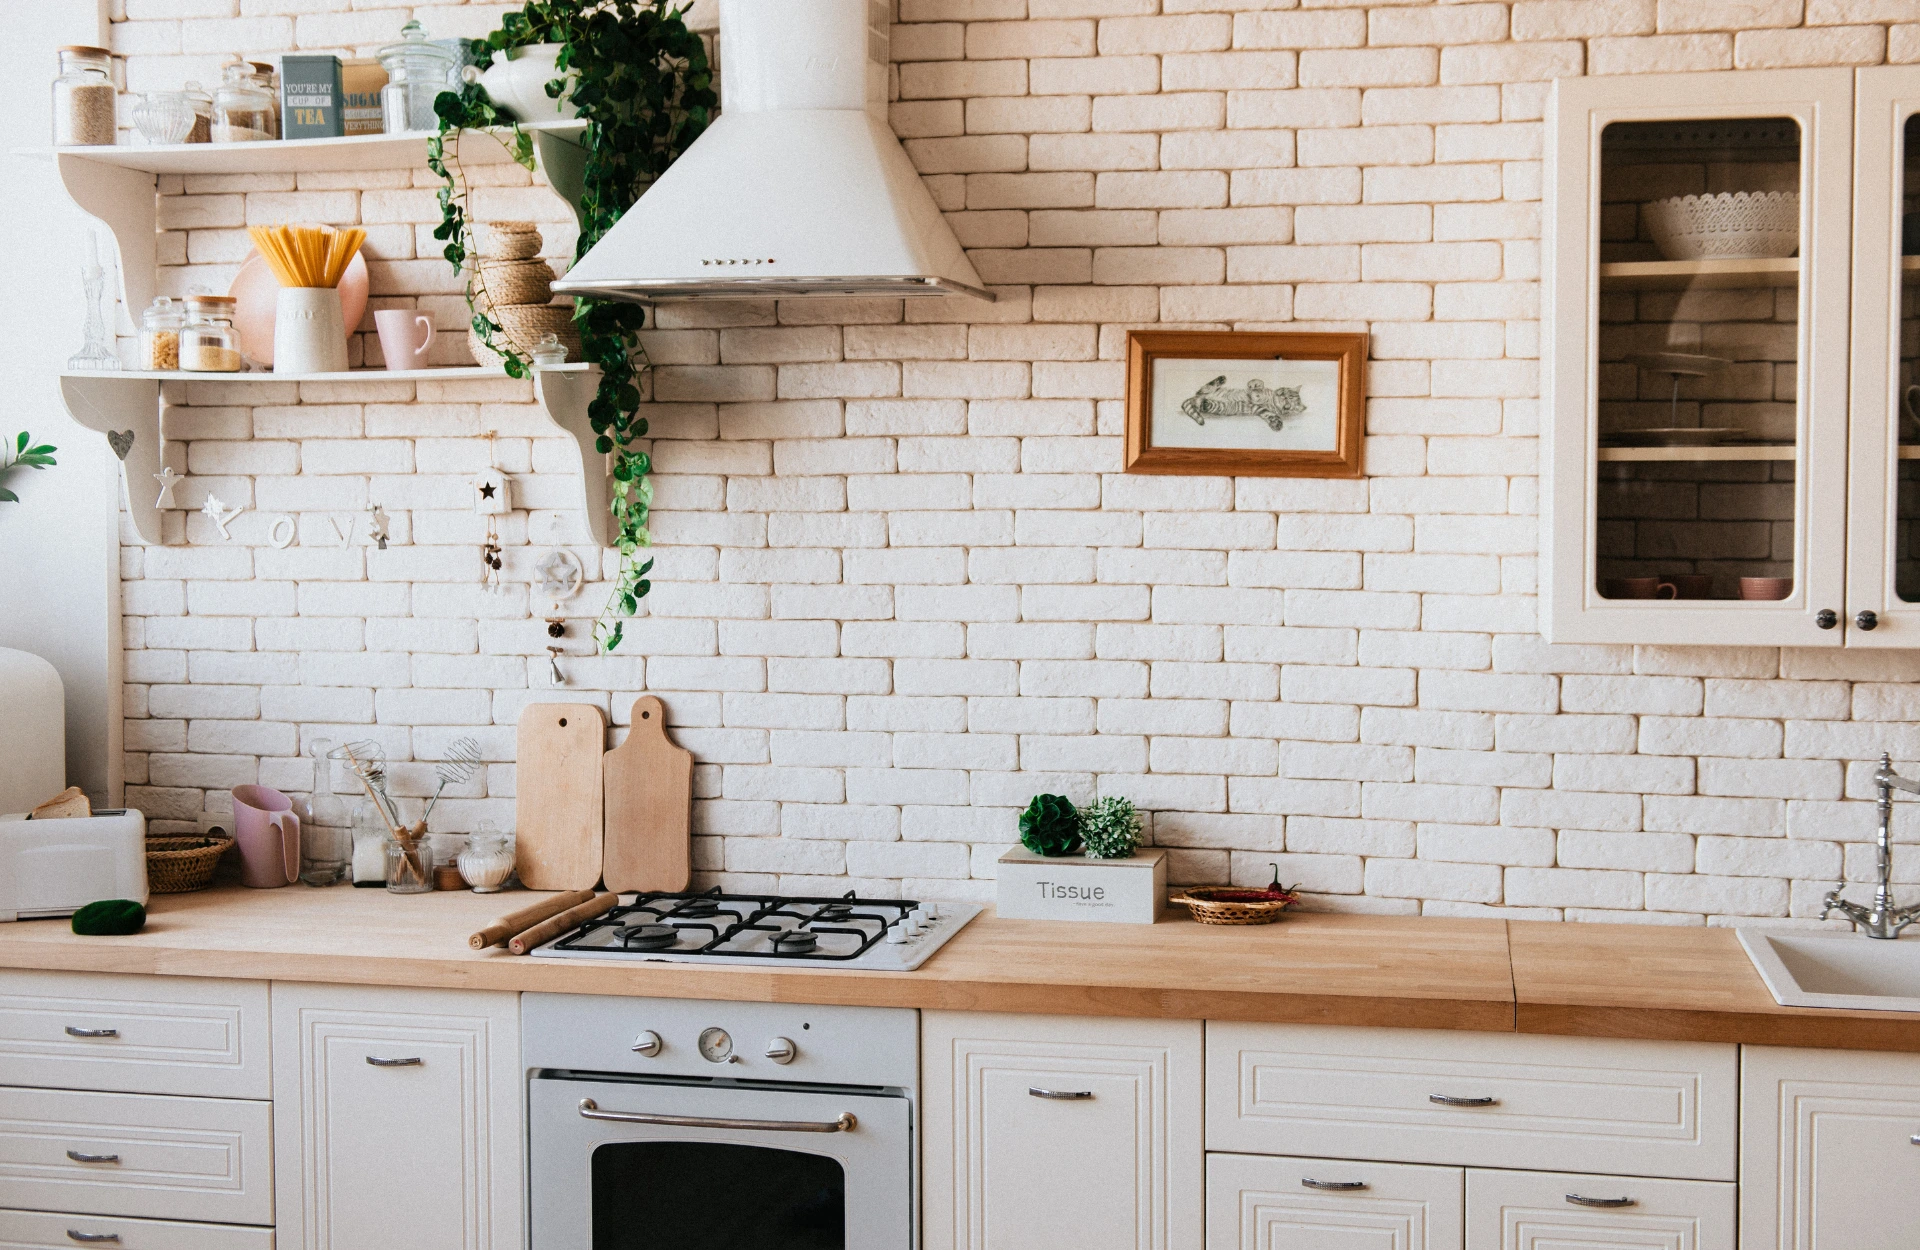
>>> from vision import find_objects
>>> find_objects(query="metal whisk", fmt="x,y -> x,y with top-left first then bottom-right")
329,740 -> 399,831
424,736 -> 483,819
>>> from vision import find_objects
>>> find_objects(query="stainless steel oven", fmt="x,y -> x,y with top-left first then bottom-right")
525,994 -> 918,1249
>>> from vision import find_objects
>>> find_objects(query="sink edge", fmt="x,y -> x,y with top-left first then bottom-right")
1736,928 -> 1920,1014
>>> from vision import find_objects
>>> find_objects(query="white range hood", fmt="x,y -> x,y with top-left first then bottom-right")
551,0 -> 992,304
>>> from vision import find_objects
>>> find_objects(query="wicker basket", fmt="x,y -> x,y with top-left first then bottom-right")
484,220 -> 543,261
476,259 -> 555,309
146,835 -> 231,894
1169,887 -> 1298,926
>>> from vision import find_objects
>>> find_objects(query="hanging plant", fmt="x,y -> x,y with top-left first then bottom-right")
431,0 -> 716,652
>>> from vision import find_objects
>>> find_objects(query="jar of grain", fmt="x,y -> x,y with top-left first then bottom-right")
212,59 -> 275,143
139,297 -> 183,371
52,47 -> 116,147
179,295 -> 242,373
182,81 -> 212,144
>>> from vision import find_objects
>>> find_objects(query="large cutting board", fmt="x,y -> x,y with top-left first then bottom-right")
602,695 -> 693,894
514,703 -> 606,891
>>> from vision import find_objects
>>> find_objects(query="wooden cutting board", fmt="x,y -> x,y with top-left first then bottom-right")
514,703 -> 606,891
602,695 -> 693,894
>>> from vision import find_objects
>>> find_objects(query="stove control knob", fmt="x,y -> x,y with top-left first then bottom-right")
630,1030 -> 662,1057
922,902 -> 941,921
885,924 -> 908,944
765,1037 -> 797,1065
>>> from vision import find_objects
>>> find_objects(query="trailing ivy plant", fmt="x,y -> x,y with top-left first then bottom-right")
0,432 -> 57,504
431,0 -> 716,652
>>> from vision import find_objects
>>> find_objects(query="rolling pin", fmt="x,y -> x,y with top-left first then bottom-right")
469,888 -> 597,950
508,891 -> 619,956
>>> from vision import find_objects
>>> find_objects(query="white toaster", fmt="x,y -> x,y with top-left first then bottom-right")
0,809 -> 149,922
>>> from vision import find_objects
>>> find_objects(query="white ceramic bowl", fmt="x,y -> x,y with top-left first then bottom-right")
1642,191 -> 1800,261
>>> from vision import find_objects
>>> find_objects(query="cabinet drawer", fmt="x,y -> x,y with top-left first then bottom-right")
1206,1023 -> 1737,1180
1467,1168 -> 1735,1249
0,1206 -> 274,1249
1207,1153 -> 1463,1250
0,970 -> 269,1099
0,1086 -> 272,1226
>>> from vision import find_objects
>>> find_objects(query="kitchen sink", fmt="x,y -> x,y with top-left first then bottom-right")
1739,929 -> 1920,1012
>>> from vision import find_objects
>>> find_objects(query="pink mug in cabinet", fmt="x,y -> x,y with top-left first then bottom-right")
375,309 -> 435,371
231,785 -> 300,888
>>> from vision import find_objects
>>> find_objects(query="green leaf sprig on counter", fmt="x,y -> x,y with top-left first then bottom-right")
0,431 -> 57,504
432,0 -> 716,652
1078,796 -> 1142,860
1019,793 -> 1083,858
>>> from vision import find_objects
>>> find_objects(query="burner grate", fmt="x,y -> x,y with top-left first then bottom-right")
546,889 -> 918,962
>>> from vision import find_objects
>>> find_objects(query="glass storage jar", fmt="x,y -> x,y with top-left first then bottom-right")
179,295 -> 242,372
132,90 -> 195,145
52,46 -> 117,147
456,825 -> 515,893
378,20 -> 456,133
350,801 -> 388,887
182,81 -> 212,143
385,833 -> 434,894
138,297 -> 182,371
212,58 -> 275,142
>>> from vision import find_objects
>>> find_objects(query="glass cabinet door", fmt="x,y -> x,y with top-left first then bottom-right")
1547,70 -> 1853,646
1847,68 -> 1920,646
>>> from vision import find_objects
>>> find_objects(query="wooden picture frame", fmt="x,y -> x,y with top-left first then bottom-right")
1125,330 -> 1368,478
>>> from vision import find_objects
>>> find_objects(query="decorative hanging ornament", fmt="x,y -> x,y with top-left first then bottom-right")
152,466 -> 181,510
199,493 -> 245,540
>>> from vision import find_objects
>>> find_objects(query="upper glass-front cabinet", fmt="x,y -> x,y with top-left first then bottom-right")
1547,70 -> 1853,646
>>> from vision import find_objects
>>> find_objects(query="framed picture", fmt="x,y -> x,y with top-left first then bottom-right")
1125,330 -> 1367,478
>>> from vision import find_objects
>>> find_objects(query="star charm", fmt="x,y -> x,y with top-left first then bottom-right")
479,482 -> 496,500
199,493 -> 244,540
153,467 -> 181,510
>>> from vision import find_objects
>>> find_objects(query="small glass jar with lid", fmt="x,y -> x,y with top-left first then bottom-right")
378,21 -> 456,134
182,81 -> 212,143
179,295 -> 242,373
212,58 -> 275,142
138,297 -> 183,371
52,46 -> 117,147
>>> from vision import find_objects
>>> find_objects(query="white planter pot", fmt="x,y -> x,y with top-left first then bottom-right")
470,44 -> 580,122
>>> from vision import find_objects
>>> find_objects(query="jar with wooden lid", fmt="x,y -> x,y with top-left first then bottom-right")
212,58 -> 275,142
179,296 -> 242,372
138,297 -> 183,371
52,47 -> 116,147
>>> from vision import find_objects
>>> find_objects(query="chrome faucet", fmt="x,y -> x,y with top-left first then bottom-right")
1822,754 -> 1920,939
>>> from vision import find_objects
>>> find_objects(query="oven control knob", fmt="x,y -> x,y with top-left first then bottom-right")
765,1037 -> 797,1065
630,1030 -> 662,1057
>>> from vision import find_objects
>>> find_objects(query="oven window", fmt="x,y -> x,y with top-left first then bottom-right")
590,1140 -> 846,1249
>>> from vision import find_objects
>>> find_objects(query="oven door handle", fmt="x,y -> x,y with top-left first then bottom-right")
577,1098 -> 857,1134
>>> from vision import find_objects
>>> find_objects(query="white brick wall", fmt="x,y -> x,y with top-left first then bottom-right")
107,0 -> 1920,925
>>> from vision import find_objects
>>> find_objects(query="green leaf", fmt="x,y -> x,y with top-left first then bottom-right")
0,488 -> 16,503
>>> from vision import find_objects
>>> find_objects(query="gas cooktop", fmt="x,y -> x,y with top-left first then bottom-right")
527,890 -> 982,971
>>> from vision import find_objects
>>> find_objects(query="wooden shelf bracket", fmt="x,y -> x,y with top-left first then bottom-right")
533,364 -> 611,548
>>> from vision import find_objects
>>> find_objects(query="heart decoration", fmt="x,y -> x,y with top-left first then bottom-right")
106,430 -> 135,460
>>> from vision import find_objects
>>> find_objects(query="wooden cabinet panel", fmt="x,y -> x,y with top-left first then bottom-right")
1740,1045 -> 1920,1250
1206,1153 -> 1463,1250
0,1085 -> 272,1225
1467,1169 -> 1735,1250
923,1011 -> 1202,1250
271,983 -> 520,1250
1207,1023 -> 1737,1180
0,970 -> 269,1099
0,1206 -> 275,1249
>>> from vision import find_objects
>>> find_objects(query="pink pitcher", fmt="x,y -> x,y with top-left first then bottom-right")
231,785 -> 300,888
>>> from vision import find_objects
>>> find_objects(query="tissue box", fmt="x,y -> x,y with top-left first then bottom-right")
995,847 -> 1165,924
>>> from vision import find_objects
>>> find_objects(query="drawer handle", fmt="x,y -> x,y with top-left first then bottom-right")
1566,1194 -> 1637,1209
63,1026 -> 118,1038
579,1098 -> 856,1134
366,1055 -> 424,1067
66,1233 -> 121,1244
1429,1094 -> 1498,1107
65,1150 -> 120,1165
1028,1088 -> 1094,1100
1301,1178 -> 1369,1192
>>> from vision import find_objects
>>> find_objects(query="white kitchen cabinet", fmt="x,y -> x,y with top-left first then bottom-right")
271,983 -> 521,1250
1467,1169 -> 1736,1249
0,1206 -> 275,1249
1206,1153 -> 1463,1250
922,1011 -> 1203,1250
1739,1045 -> 1920,1249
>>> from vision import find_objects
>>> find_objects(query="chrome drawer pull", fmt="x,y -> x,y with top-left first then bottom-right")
578,1098 -> 855,1134
63,1026 -> 118,1038
1428,1094 -> 1498,1107
1566,1194 -> 1637,1209
1028,1088 -> 1094,1100
365,1055 -> 424,1067
66,1232 -> 120,1244
1301,1178 -> 1369,1191
65,1150 -> 120,1164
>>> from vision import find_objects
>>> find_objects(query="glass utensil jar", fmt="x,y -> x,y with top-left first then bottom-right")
138,297 -> 182,371
52,47 -> 116,147
212,59 -> 275,142
132,90 -> 195,145
378,20 -> 456,133
385,833 -> 434,894
180,295 -> 243,372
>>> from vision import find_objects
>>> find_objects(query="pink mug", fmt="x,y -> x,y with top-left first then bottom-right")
374,309 -> 435,371
231,784 -> 300,888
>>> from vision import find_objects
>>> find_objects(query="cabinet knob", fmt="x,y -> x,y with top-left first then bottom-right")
765,1037 -> 797,1064
631,1030 -> 662,1057
1816,609 -> 1838,630
1857,610 -> 1880,631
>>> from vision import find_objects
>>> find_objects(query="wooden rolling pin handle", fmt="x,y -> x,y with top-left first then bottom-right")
508,892 -> 619,956
468,888 -> 597,950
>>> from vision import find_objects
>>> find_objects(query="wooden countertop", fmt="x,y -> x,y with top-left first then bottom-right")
0,888 -> 1915,1050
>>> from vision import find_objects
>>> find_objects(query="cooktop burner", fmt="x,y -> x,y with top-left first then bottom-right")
528,890 -> 983,971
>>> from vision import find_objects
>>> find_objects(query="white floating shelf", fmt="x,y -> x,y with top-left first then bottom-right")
63,364 -> 588,384
1598,444 -> 1797,461
1599,257 -> 1800,290
24,120 -> 584,175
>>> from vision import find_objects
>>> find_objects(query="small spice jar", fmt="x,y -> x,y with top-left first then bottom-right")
456,827 -> 515,893
212,58 -> 276,142
179,295 -> 242,372
52,47 -> 117,147
138,297 -> 183,371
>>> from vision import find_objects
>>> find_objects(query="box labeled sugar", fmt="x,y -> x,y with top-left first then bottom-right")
341,60 -> 389,136
281,55 -> 344,140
